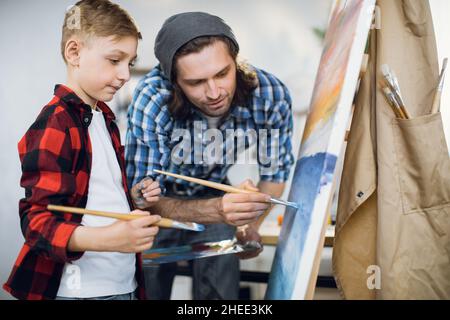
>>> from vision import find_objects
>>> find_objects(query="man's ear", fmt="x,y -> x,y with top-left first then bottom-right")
65,37 -> 82,66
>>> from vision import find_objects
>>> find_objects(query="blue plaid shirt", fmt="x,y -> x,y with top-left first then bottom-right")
125,65 -> 294,196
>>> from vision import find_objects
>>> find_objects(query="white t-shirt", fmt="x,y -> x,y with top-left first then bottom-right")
203,115 -> 223,173
204,114 -> 222,129
57,108 -> 137,298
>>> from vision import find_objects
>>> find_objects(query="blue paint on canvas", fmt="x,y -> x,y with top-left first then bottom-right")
265,151 -> 337,299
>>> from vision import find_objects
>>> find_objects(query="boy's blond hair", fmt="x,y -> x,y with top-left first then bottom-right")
61,0 -> 142,62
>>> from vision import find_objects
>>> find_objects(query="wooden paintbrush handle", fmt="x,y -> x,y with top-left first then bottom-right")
47,204 -> 135,220
153,169 -> 253,194
47,204 -> 172,228
431,94 -> 441,114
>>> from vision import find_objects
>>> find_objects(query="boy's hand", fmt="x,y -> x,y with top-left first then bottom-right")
218,179 -> 271,226
104,210 -> 161,253
131,177 -> 161,208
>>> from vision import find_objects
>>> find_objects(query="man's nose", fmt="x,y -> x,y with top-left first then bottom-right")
205,79 -> 220,100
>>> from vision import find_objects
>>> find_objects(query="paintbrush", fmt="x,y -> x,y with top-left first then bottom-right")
379,80 -> 406,119
381,64 -> 403,98
381,64 -> 410,119
153,169 -> 299,210
431,57 -> 448,114
47,204 -> 205,232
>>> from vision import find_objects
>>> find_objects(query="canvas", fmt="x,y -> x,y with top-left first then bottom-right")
266,0 -> 375,300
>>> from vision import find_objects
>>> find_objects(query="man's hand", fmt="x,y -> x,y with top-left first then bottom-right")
131,177 -> 161,209
218,179 -> 271,226
234,224 -> 263,259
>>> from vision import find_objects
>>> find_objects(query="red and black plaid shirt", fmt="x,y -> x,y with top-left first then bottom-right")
3,84 -> 145,300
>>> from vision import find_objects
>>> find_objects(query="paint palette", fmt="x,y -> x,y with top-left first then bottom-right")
142,239 -> 261,265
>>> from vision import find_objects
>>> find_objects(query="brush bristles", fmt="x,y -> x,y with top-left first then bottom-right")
381,64 -> 390,77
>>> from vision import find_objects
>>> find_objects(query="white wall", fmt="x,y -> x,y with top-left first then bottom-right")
0,0 -> 71,300
430,0 -> 450,151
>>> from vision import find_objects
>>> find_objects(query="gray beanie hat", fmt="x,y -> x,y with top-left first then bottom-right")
154,12 -> 239,81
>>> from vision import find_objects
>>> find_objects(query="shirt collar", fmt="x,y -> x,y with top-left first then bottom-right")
54,84 -> 116,121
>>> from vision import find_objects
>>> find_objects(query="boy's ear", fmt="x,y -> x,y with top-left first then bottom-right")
65,38 -> 82,66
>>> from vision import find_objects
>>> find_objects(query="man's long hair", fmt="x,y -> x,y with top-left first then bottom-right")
168,36 -> 258,120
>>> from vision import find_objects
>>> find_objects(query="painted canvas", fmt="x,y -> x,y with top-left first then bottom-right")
266,0 -> 375,299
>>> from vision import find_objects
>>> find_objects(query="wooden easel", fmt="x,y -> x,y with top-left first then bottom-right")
304,51 -> 371,299
304,6 -> 381,299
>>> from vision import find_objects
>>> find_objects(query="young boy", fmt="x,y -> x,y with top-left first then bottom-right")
3,0 -> 161,300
